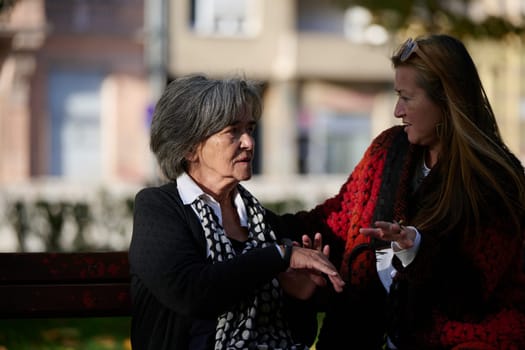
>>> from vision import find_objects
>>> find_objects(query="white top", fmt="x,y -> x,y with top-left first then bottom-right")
177,172 -> 249,257
177,173 -> 284,258
177,172 -> 248,228
376,229 -> 421,292
380,158 -> 429,349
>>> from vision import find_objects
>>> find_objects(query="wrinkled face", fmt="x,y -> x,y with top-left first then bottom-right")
188,110 -> 256,190
394,66 -> 443,152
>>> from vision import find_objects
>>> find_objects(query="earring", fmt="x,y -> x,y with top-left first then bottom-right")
435,123 -> 443,138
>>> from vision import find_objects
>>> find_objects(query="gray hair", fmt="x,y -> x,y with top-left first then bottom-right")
150,74 -> 263,181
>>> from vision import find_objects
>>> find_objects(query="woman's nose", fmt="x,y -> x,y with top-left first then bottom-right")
394,101 -> 404,118
240,132 -> 254,149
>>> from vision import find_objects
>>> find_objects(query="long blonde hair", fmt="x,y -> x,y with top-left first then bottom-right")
392,34 -> 525,238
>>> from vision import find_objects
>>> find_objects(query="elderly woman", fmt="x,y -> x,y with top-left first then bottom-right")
128,74 -> 344,350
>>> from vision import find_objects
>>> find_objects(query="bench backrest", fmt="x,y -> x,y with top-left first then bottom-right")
0,251 -> 131,318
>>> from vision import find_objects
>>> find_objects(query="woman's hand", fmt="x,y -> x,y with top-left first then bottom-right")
359,220 -> 417,250
278,266 -> 320,300
279,233 -> 345,298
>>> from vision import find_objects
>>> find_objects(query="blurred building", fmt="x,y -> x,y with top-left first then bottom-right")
0,0 -> 149,187
164,0 -> 397,205
0,0 -> 524,251
166,0 -> 525,205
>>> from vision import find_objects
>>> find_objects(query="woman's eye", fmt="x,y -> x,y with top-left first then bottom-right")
224,126 -> 238,135
395,91 -> 409,101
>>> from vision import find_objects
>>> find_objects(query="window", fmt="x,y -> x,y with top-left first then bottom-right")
49,69 -> 104,180
298,83 -> 374,175
191,0 -> 261,37
303,111 -> 370,174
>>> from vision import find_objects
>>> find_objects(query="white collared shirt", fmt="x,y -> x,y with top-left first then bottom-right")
177,172 -> 249,228
376,228 -> 421,293
177,172 -> 285,259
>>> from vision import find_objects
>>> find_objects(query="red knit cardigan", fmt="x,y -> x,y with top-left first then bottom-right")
290,126 -> 525,349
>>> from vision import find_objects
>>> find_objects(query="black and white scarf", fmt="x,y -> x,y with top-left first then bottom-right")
191,185 -> 305,350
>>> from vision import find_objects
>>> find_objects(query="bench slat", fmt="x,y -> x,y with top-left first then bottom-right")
0,252 -> 129,283
0,283 -> 131,318
0,252 -> 132,318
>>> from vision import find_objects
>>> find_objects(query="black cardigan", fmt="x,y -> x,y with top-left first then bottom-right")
128,182 -> 315,350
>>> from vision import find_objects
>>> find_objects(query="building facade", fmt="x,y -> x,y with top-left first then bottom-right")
0,0 -> 523,251
167,0 -> 525,206
0,0 -> 149,186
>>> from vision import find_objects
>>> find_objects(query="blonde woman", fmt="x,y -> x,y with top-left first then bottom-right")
282,34 -> 525,349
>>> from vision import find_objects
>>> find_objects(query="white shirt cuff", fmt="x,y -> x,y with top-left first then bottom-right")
392,226 -> 421,267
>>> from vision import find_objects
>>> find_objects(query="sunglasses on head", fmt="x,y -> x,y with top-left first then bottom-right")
396,37 -> 438,74
399,38 -> 418,62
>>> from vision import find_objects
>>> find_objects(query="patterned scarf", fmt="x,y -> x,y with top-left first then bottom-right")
191,185 -> 305,350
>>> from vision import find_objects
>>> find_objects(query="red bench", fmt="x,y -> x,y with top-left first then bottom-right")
0,251 -> 131,318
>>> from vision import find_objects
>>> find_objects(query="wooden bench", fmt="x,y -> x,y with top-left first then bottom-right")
0,251 -> 131,318
1,249 -> 523,319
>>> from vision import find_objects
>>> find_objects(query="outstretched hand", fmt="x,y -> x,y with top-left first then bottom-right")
359,220 -> 416,250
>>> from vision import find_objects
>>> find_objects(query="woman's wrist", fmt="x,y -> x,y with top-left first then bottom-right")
391,225 -> 418,251
392,226 -> 421,267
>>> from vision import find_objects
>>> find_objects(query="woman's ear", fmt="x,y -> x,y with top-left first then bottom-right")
185,145 -> 199,163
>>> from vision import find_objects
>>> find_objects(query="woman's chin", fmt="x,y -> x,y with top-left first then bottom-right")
239,174 -> 252,182
231,169 -> 252,182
